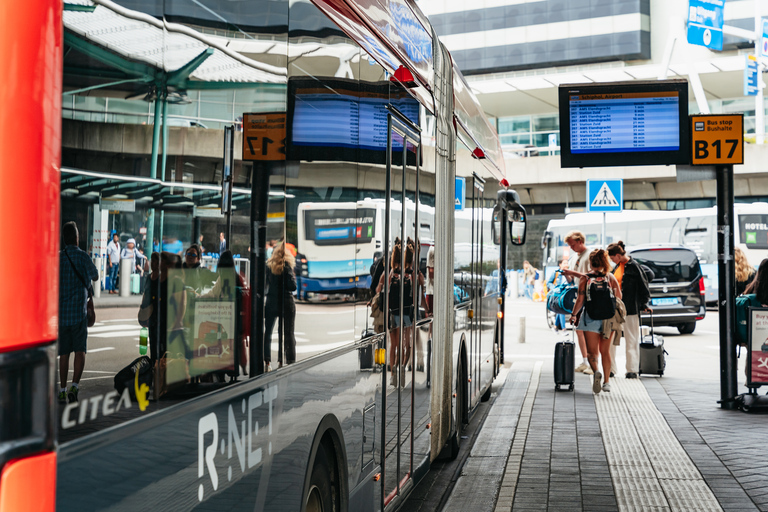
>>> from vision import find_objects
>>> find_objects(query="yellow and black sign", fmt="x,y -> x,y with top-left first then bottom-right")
242,112 -> 286,161
690,114 -> 744,165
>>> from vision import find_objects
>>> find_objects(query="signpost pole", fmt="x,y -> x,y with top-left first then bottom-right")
756,4 -> 765,144
717,164 -> 737,409
250,162 -> 269,377
602,212 -> 606,248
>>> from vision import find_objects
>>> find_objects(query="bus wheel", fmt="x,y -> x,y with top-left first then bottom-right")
306,443 -> 335,512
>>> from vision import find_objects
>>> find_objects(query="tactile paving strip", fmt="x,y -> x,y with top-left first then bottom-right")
594,377 -> 722,512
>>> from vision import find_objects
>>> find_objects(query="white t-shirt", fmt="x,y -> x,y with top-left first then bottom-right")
568,249 -> 589,286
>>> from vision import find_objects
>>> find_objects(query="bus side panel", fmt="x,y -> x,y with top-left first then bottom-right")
0,0 -> 62,351
56,350 -> 381,511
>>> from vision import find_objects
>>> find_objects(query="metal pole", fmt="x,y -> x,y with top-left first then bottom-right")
161,99 -> 169,180
223,126 -> 235,250
602,212 -> 606,248
717,164 -> 737,409
145,98 -> 163,258
249,163 -> 269,377
499,196 -> 507,364
756,1 -> 765,145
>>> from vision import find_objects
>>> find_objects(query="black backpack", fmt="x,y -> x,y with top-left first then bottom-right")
585,273 -> 616,320
388,270 -> 413,313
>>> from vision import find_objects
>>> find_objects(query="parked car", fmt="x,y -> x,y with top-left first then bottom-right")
629,244 -> 706,334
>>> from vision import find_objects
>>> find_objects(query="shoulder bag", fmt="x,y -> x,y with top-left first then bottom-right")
64,248 -> 96,327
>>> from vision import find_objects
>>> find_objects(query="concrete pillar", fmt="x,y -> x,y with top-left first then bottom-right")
119,259 -> 132,297
92,257 -> 102,298
509,270 -> 518,298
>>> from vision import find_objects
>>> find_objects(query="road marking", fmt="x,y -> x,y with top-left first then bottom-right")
328,329 -> 354,335
79,376 -> 115,381
89,324 -> 139,333
595,377 -> 722,511
88,347 -> 115,353
90,331 -> 141,338
294,341 -> 353,353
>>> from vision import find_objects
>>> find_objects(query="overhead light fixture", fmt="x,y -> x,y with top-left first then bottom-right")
167,91 -> 191,104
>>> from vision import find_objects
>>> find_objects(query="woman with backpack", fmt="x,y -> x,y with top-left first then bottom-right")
565,249 -> 622,394
607,241 -> 651,380
377,240 -> 406,386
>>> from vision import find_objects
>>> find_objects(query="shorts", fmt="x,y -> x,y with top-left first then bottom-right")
577,310 -> 603,333
59,316 -> 88,355
391,313 -> 413,328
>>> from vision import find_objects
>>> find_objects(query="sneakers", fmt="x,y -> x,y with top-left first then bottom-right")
575,362 -> 589,373
582,366 -> 594,375
58,390 -> 67,404
66,385 -> 79,403
625,372 -> 638,379
592,372 -> 602,394
265,362 -> 273,372
602,382 -> 611,392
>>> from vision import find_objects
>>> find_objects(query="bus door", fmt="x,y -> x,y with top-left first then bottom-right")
469,176 -> 485,402
382,108 -> 421,508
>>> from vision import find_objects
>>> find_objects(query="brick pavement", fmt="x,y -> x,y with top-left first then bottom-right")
442,355 -> 768,512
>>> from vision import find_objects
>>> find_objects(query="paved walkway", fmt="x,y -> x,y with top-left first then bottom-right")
441,301 -> 768,512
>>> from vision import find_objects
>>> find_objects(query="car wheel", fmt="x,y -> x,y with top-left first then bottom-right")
677,322 -> 696,335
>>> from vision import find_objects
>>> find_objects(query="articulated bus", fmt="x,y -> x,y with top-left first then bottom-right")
541,203 -> 768,305
0,0 -> 528,511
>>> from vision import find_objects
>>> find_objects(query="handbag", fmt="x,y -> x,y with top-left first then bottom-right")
64,247 -> 96,327
546,272 -> 577,315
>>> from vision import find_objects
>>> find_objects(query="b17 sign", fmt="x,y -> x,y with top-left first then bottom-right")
690,114 -> 743,165
242,113 -> 286,161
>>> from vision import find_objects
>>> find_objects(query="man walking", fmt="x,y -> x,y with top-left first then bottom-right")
564,231 -> 593,375
59,221 -> 99,403
219,232 -> 226,255
106,231 -> 120,294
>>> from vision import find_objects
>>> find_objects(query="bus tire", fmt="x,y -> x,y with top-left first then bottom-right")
305,442 -> 335,512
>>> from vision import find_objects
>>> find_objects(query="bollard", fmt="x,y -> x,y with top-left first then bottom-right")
514,315 -> 526,343
119,259 -> 132,297
92,257 -> 102,298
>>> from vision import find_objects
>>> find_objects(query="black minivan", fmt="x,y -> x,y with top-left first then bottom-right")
630,245 -> 706,334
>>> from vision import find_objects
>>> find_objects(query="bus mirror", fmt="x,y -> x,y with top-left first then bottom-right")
508,206 -> 527,246
491,205 -> 501,245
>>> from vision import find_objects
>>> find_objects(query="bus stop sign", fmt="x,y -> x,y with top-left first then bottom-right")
690,114 -> 743,165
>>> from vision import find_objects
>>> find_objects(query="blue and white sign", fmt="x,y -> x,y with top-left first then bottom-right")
745,56 -> 759,96
762,18 -> 768,57
687,0 -> 724,51
587,180 -> 623,213
455,177 -> 465,211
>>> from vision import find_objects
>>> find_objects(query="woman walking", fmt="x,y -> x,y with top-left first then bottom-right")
735,247 -> 756,296
264,242 -> 297,371
566,249 -> 622,393
607,241 -> 651,379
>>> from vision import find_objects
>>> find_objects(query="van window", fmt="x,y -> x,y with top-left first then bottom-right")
632,249 -> 700,283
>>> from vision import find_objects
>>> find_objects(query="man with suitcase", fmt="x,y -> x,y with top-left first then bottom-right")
564,231 -> 593,375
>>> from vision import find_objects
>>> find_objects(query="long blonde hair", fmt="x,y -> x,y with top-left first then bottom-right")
267,242 -> 295,275
735,247 -> 754,282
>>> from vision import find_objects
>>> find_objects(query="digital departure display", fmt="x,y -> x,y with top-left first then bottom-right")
287,78 -> 420,165
559,80 -> 689,168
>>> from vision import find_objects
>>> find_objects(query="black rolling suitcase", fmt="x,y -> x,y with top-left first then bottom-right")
554,330 -> 575,391
359,305 -> 376,370
639,310 -> 667,376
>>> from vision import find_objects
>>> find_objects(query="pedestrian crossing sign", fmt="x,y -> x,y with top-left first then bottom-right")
587,180 -> 623,213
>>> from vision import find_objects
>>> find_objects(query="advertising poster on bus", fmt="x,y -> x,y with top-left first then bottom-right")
749,308 -> 768,385
190,300 -> 236,376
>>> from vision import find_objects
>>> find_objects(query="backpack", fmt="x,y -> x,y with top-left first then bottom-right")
736,294 -> 763,345
585,273 -> 616,320
546,272 -> 577,315
389,270 -> 413,313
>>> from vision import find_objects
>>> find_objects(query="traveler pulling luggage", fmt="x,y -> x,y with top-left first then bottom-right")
639,309 -> 667,376
359,304 -> 376,370
554,329 -> 575,391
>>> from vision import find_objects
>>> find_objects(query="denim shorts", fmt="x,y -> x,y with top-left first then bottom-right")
391,313 -> 413,328
577,310 -> 603,333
